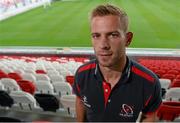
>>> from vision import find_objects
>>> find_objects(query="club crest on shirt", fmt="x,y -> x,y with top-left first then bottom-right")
119,104 -> 134,118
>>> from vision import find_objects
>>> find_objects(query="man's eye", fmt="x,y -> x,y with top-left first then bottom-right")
110,33 -> 119,38
92,34 -> 100,39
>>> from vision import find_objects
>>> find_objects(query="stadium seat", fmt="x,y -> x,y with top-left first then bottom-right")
176,75 -> 180,79
8,72 -> 22,81
0,82 -> 4,90
10,91 -> 41,111
0,78 -> 20,92
36,70 -> 47,74
167,70 -> 179,75
66,75 -> 75,85
165,88 -> 180,101
49,75 -> 65,83
0,72 -> 8,79
159,79 -> 171,89
24,69 -> 36,74
17,80 -> 36,95
53,82 -> 72,97
0,90 -> 14,108
159,79 -> 171,97
60,94 -> 76,116
35,74 -> 50,81
34,93 -> 59,112
47,70 -> 59,76
21,73 -> 36,83
170,80 -> 180,88
162,74 -> 176,82
35,81 -> 54,94
157,101 -> 180,121
0,117 -> 22,122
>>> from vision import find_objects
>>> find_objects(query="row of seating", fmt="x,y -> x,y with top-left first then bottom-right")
0,78 -> 73,97
138,59 -> 180,121
0,90 -> 76,118
138,59 -> 180,82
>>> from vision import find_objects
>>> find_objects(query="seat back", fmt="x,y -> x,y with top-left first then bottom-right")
0,117 -> 21,122
165,88 -> 180,101
0,90 -> 14,107
8,72 -> 22,81
61,94 -> 76,116
17,80 -> 36,95
49,75 -> 65,83
34,93 -> 59,112
1,78 -> 20,92
10,91 -> 37,110
157,101 -> 180,121
66,75 -> 74,85
21,73 -> 36,83
53,82 -> 72,97
35,81 -> 54,94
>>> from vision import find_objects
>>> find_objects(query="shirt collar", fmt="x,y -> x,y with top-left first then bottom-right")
94,57 -> 132,84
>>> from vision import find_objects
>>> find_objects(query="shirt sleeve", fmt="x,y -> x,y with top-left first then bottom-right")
142,78 -> 162,114
72,70 -> 81,97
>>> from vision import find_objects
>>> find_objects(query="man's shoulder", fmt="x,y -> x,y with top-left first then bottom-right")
77,59 -> 96,74
131,60 -> 159,84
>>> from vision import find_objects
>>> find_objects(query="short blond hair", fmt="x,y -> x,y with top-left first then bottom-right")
90,4 -> 129,33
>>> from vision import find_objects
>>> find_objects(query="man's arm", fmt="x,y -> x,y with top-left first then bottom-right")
140,112 -> 158,122
76,96 -> 86,122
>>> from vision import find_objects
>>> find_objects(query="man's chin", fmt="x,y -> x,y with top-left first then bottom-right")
98,60 -> 112,67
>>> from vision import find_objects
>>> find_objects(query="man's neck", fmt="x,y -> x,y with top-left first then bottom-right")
99,56 -> 127,88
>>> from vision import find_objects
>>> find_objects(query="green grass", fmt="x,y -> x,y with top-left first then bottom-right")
0,0 -> 179,48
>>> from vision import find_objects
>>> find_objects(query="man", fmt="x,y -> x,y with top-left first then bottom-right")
73,4 -> 162,122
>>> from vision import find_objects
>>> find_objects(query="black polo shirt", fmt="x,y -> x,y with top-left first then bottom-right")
73,57 -> 162,122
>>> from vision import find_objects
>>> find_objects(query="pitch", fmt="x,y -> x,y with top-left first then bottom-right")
0,0 -> 179,48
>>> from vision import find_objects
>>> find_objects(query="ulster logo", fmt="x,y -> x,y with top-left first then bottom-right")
119,104 -> 134,118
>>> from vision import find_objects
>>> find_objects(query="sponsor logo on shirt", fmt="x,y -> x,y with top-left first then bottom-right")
119,104 -> 134,118
82,95 -> 91,108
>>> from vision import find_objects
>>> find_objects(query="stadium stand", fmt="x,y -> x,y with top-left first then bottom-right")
0,47 -> 179,121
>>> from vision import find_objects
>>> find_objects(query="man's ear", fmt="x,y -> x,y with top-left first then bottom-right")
125,32 -> 133,47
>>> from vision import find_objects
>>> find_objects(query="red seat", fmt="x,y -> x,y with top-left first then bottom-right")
155,70 -> 166,78
162,74 -> 176,82
157,101 -> 180,121
176,75 -> 180,79
66,75 -> 75,86
170,79 -> 180,88
167,70 -> 179,75
0,73 -> 8,79
36,70 -> 47,74
17,80 -> 36,95
8,72 -> 22,81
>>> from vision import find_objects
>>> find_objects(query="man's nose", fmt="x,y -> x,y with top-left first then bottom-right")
99,36 -> 110,50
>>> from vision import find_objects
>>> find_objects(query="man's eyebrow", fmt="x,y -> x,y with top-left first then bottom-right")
106,31 -> 120,35
91,32 -> 100,35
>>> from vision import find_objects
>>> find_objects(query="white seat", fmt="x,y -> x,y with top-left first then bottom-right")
159,79 -> 171,89
24,69 -> 36,74
165,87 -> 180,101
0,78 -> 20,92
47,70 -> 59,76
60,94 -> 76,116
49,75 -> 65,83
35,74 -> 50,81
21,73 -> 36,83
53,82 -> 72,97
10,91 -> 41,111
0,82 -> 4,90
35,81 -> 54,94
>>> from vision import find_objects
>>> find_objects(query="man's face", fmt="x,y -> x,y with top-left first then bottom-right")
91,15 -> 128,67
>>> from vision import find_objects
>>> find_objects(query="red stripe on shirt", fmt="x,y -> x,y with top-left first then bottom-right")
145,95 -> 152,107
132,66 -> 155,83
78,63 -> 96,73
